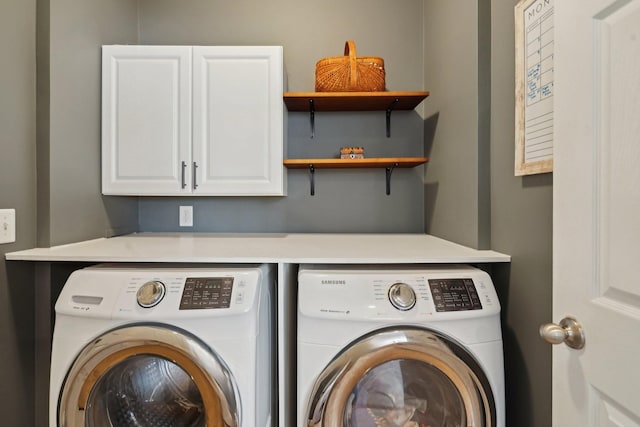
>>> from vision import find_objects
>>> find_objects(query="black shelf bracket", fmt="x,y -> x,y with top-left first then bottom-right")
300,163 -> 403,196
308,164 -> 315,195
385,163 -> 398,195
305,97 -> 402,138
309,99 -> 315,139
386,98 -> 400,138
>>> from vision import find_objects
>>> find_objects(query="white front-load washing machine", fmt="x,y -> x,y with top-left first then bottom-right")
50,263 -> 275,427
298,264 -> 505,427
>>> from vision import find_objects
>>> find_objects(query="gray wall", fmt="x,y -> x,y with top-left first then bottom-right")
423,0 -> 492,250
40,0 -> 139,247
0,0 -> 37,425
136,0 -> 427,233
490,0 -> 553,425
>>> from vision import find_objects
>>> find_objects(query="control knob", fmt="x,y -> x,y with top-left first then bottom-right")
388,282 -> 416,311
137,280 -> 166,308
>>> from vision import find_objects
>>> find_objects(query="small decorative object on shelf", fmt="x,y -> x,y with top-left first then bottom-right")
340,147 -> 365,159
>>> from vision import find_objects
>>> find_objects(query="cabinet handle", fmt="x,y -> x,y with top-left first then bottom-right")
193,162 -> 198,190
181,161 -> 187,189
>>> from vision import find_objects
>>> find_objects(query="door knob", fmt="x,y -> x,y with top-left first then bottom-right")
539,316 -> 585,349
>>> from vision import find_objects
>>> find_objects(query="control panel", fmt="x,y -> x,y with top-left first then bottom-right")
298,265 -> 500,320
179,277 -> 234,310
428,278 -> 482,312
55,265 -> 264,319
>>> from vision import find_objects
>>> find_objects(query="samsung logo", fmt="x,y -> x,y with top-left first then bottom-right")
321,279 -> 346,285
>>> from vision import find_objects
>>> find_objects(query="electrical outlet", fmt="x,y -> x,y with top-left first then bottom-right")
0,209 -> 16,244
179,206 -> 193,227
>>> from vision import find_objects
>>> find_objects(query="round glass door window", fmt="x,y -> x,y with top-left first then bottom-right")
85,354 -> 205,427
344,359 -> 465,427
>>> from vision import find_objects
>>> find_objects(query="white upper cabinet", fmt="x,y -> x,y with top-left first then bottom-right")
192,46 -> 285,195
102,45 -> 286,196
102,46 -> 191,195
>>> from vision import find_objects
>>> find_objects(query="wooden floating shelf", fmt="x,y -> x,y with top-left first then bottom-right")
283,91 -> 430,112
283,91 -> 430,138
284,157 -> 429,196
283,157 -> 429,169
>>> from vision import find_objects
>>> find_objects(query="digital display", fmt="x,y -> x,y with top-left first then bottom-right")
428,278 -> 482,312
179,277 -> 234,310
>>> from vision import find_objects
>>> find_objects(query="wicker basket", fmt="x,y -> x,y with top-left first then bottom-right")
315,40 -> 386,92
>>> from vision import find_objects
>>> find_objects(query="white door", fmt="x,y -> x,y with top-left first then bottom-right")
192,46 -> 285,195
102,45 -> 192,195
551,0 -> 640,424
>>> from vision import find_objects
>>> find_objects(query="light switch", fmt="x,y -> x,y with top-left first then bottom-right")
179,206 -> 193,227
0,209 -> 16,244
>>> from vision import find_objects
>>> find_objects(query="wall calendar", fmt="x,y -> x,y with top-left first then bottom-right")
515,0 -> 554,176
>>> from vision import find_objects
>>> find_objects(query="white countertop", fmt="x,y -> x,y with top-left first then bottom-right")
5,233 -> 510,264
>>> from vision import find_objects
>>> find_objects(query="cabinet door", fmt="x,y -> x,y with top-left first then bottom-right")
192,46 -> 285,195
102,45 -> 192,195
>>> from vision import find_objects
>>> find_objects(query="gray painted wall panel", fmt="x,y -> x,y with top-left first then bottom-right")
138,0 -> 424,93
422,0 -> 485,249
490,0 -> 553,426
0,0 -> 37,424
46,0 -> 139,246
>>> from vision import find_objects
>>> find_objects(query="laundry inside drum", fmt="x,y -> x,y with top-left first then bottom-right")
344,359 -> 466,427
85,354 -> 205,427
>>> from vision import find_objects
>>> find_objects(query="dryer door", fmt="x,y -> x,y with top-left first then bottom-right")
57,324 -> 239,427
306,328 -> 496,427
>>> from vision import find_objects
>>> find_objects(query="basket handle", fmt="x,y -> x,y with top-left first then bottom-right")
344,40 -> 357,89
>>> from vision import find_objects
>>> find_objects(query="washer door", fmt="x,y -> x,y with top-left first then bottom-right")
306,328 -> 496,427
57,325 -> 239,427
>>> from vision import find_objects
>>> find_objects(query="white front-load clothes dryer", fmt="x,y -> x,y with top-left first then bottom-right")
50,263 -> 275,427
297,265 -> 505,427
